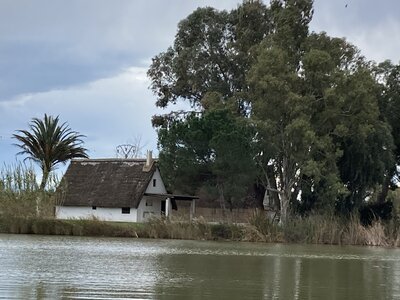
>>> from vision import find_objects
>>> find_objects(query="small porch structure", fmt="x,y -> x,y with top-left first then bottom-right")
144,193 -> 198,221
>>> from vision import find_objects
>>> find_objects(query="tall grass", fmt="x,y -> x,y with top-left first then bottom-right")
141,216 -> 244,240
0,217 -> 140,237
0,162 -> 58,219
0,162 -> 39,217
246,212 -> 400,247
1,212 -> 400,247
246,211 -> 283,242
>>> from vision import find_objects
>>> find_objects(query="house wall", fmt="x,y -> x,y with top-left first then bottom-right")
145,168 -> 167,194
56,206 -> 138,222
135,168 -> 167,222
56,168 -> 168,223
136,195 -> 162,222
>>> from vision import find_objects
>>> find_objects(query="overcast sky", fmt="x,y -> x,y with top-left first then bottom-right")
1,0 -> 399,171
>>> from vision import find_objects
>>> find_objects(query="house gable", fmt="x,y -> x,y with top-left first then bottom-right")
145,168 -> 167,194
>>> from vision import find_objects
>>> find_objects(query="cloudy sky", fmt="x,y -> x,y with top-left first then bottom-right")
1,0 -> 399,171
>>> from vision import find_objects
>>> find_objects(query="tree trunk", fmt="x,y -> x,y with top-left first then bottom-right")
267,165 -> 280,211
217,183 -> 226,214
279,155 -> 293,225
37,167 -> 49,217
262,189 -> 270,209
40,168 -> 49,191
280,192 -> 290,225
377,175 -> 391,204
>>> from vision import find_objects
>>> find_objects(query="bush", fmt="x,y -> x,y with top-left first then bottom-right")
246,211 -> 282,242
209,223 -> 243,240
359,201 -> 393,226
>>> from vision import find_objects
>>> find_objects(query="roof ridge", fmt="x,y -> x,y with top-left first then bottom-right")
71,158 -> 158,162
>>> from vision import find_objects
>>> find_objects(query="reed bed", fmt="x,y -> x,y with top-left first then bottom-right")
246,212 -> 400,247
1,214 -> 400,247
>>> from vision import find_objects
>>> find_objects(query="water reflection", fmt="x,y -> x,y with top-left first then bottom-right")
156,254 -> 269,299
1,234 -> 400,299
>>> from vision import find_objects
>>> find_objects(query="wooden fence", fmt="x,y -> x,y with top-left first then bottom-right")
172,200 -> 260,223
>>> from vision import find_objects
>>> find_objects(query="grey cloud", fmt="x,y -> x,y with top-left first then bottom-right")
311,0 -> 400,63
0,0 -> 239,101
0,40 -> 145,100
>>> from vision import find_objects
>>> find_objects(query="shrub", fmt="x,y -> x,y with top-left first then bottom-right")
359,201 -> 393,226
246,211 -> 282,242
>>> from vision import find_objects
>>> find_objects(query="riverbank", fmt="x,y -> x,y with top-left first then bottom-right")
1,214 -> 399,247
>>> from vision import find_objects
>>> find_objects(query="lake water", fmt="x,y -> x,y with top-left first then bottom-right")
1,234 -> 400,299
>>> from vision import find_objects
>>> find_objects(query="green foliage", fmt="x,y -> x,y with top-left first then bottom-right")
0,217 -> 140,237
145,218 -> 245,241
158,109 -> 256,208
148,1 -> 271,114
210,223 -> 243,240
247,211 -> 282,242
374,61 -> 400,201
0,163 -> 57,218
269,0 -> 314,68
13,114 -> 88,190
148,0 -> 399,220
329,68 -> 394,211
382,64 -> 400,165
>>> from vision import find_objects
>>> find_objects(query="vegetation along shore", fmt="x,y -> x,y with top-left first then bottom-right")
1,163 -> 399,247
1,214 -> 400,248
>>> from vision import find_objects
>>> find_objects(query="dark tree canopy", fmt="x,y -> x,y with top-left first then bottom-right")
158,109 -> 256,210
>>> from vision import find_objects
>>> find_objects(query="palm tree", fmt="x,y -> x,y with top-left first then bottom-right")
13,114 -> 88,190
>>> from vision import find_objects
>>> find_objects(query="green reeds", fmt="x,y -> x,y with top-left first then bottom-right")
0,162 -> 40,218
0,214 -> 399,247
0,217 -> 141,237
246,212 -> 399,247
143,216 -> 243,240
0,162 -> 62,218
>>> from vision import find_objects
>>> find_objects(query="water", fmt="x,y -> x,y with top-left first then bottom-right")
1,234 -> 400,299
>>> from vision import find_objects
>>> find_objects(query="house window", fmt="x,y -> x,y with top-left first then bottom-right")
153,179 -> 156,187
146,199 -> 153,206
122,207 -> 130,214
92,206 -> 97,210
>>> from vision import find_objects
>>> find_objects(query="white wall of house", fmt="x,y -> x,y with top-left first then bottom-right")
136,169 -> 167,222
56,206 -> 138,222
145,168 -> 167,194
137,196 -> 162,222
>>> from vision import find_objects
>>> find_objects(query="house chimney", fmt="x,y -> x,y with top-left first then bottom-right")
146,150 -> 153,166
143,150 -> 153,171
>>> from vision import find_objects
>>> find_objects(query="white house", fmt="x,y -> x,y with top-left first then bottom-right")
55,152 -> 196,222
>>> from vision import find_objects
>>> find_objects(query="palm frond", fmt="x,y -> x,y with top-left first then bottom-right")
13,114 -> 89,189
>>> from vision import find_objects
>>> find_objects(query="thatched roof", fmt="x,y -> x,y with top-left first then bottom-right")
60,159 -> 156,208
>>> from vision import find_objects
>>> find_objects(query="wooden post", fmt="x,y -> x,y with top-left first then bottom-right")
165,198 -> 170,218
190,199 -> 196,222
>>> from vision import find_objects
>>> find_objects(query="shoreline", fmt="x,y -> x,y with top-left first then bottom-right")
0,216 -> 398,248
